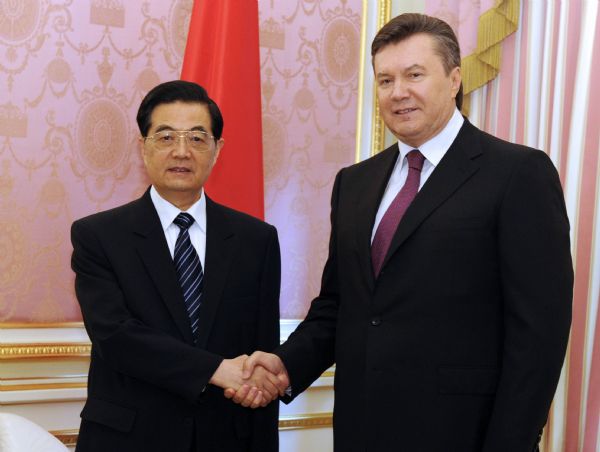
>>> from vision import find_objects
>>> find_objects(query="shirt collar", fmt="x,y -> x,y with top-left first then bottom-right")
150,186 -> 207,233
397,108 -> 464,166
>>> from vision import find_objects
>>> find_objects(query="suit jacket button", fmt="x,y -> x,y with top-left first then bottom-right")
184,417 -> 193,427
371,318 -> 381,326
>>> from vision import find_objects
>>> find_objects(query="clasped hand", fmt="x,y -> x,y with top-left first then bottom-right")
209,352 -> 289,408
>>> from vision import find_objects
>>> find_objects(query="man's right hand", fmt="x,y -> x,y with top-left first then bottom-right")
224,351 -> 290,408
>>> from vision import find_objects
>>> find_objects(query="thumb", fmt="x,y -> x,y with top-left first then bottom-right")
242,353 -> 258,379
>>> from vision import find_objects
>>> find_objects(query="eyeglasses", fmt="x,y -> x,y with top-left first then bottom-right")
144,130 -> 216,152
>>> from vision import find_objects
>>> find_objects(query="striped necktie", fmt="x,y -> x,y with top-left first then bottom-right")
173,213 -> 203,339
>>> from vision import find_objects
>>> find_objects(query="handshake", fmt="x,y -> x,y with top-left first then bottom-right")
209,352 -> 289,408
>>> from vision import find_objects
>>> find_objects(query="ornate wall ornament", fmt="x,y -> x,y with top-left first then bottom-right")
0,0 -> 47,90
0,0 -> 42,43
320,16 -> 359,85
90,0 -> 125,28
313,2 -> 360,122
71,97 -> 131,204
262,114 -> 287,184
0,221 -> 26,289
168,0 -> 193,60
260,17 -> 285,50
0,160 -> 14,197
75,99 -> 128,173
0,102 -> 27,137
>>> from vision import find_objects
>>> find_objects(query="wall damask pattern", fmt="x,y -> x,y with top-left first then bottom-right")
0,0 -> 192,322
260,0 -> 360,318
0,0 -> 361,322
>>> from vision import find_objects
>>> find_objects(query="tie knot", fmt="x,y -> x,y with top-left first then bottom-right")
407,149 -> 425,171
173,212 -> 195,230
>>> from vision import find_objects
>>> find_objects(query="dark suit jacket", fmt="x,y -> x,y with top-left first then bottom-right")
71,189 -> 280,452
277,120 -> 573,452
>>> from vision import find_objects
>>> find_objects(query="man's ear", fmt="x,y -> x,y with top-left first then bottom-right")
214,138 -> 224,161
450,66 -> 461,98
139,136 -> 148,165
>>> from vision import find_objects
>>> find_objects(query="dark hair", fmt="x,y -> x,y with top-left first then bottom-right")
371,13 -> 463,110
136,80 -> 224,139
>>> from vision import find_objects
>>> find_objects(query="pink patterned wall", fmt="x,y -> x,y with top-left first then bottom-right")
260,0 -> 361,318
0,0 -> 361,323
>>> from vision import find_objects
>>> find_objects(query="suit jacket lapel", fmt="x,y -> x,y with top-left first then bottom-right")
379,120 -> 482,273
131,190 -> 195,343
355,144 -> 400,292
195,196 -> 236,348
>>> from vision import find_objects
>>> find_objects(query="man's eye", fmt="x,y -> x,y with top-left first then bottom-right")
158,133 -> 175,142
189,134 -> 203,143
409,73 -> 422,78
379,79 -> 391,86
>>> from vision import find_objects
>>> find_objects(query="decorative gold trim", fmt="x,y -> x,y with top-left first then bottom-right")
355,0 -> 369,163
50,429 -> 79,446
0,322 -> 85,329
0,343 -> 91,360
279,412 -> 333,431
460,0 -> 520,116
0,382 -> 87,391
371,0 -> 391,156
462,0 -> 519,94
51,414 -> 334,446
1,374 -> 87,381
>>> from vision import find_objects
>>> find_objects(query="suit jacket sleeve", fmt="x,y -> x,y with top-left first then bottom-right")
275,170 -> 343,399
483,150 -> 573,451
71,219 -> 223,403
250,226 -> 281,452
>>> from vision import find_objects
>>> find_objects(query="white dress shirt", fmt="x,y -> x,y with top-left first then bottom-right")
150,186 -> 207,269
371,108 -> 464,242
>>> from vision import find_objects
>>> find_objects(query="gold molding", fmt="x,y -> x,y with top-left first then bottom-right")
50,429 -> 79,446
0,343 -> 91,360
355,0 -> 369,164
1,374 -> 87,381
280,412 -> 333,431
0,322 -> 85,329
50,413 -> 334,445
371,0 -> 391,156
0,382 -> 87,392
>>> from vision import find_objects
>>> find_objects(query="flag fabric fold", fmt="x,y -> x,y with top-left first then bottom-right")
181,0 -> 264,219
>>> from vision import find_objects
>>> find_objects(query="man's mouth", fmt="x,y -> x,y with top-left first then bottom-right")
394,107 -> 418,114
169,167 -> 191,173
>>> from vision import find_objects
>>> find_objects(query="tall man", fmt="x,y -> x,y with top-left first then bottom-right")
71,80 -> 281,452
235,13 -> 573,452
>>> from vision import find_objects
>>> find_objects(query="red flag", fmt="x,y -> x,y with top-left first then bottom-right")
181,0 -> 264,219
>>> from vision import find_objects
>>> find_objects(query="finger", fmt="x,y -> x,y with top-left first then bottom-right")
249,366 -> 281,400
250,390 -> 264,409
242,353 -> 260,379
224,388 -> 235,399
277,371 -> 290,394
232,384 -> 251,404
241,387 -> 258,408
260,394 -> 271,408
258,377 -> 279,401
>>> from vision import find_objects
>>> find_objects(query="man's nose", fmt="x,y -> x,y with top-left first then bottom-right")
390,80 -> 408,100
172,136 -> 191,156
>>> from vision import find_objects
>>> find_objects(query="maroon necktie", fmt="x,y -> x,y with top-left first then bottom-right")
371,149 -> 425,277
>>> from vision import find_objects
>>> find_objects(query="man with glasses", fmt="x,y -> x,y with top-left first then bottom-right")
71,80 -> 281,452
